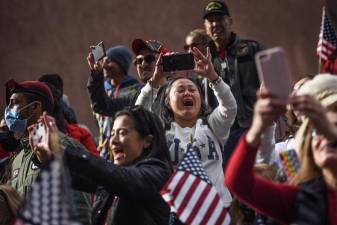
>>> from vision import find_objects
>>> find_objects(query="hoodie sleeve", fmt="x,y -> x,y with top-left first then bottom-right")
135,83 -> 159,112
207,79 -> 237,143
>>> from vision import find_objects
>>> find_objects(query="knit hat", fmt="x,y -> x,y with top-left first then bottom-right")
131,39 -> 168,55
106,45 -> 132,74
5,79 -> 54,105
203,1 -> 230,19
296,73 -> 337,107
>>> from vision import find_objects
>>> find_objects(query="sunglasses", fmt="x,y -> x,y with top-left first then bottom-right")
134,55 -> 156,65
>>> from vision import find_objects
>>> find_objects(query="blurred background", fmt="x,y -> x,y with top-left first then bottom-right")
0,0 -> 324,135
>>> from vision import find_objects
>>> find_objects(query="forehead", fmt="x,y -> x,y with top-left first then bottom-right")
171,79 -> 198,89
113,115 -> 135,129
185,35 -> 199,44
137,48 -> 157,57
9,92 -> 28,102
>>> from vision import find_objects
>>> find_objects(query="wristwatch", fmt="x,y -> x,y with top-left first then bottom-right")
209,76 -> 222,89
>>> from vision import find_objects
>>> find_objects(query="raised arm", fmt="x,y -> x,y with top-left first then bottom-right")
224,90 -> 298,224
86,51 -> 138,117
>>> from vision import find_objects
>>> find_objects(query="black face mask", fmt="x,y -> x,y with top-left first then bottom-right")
0,131 -> 21,152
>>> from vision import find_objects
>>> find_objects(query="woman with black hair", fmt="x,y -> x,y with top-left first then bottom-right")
29,106 -> 173,225
135,48 -> 237,207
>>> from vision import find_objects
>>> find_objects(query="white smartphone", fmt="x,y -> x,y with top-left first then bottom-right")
255,47 -> 292,100
31,122 -> 46,146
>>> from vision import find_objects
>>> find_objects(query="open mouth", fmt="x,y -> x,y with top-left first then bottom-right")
183,99 -> 194,107
112,149 -> 125,161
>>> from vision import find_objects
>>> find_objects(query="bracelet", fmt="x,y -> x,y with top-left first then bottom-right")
209,76 -> 221,89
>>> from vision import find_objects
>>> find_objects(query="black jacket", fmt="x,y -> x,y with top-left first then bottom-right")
204,32 -> 263,130
293,178 -> 328,225
87,71 -> 140,118
63,145 -> 172,225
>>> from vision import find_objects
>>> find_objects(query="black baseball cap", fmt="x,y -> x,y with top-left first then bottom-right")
203,1 -> 230,19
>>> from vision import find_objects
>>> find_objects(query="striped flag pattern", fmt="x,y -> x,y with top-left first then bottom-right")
15,159 -> 80,225
161,148 -> 231,225
317,7 -> 337,60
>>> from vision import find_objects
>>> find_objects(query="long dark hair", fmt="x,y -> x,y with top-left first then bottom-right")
157,77 -> 211,129
115,106 -> 172,170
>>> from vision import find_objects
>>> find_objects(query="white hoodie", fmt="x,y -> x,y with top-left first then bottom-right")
136,79 -> 237,207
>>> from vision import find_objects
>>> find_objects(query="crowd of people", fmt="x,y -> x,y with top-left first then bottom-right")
0,1 -> 337,225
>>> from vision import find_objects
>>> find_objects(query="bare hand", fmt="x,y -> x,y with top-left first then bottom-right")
29,112 -> 61,163
191,47 -> 218,81
87,47 -> 103,72
246,88 -> 287,147
291,94 -> 337,141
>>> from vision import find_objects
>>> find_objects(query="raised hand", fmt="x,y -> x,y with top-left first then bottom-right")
29,112 -> 61,163
87,47 -> 103,72
291,94 -> 337,142
246,88 -> 287,147
191,47 -> 218,81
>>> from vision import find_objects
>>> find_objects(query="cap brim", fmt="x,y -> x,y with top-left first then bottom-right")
131,38 -> 148,55
203,10 -> 227,19
321,94 -> 337,107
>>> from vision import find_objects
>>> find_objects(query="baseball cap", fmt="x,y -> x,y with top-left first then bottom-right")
203,1 -> 230,19
131,39 -> 168,55
5,79 -> 54,105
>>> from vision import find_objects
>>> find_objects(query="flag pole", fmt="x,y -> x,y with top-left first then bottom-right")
318,7 -> 326,74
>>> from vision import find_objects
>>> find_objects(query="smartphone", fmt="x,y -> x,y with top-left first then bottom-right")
162,53 -> 195,72
31,122 -> 46,146
92,41 -> 106,62
255,47 -> 292,100
279,149 -> 300,180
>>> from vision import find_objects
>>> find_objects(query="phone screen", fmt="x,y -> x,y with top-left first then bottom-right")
92,41 -> 106,62
162,53 -> 195,72
32,122 -> 46,146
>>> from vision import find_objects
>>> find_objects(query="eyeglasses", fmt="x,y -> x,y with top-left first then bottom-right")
134,55 -> 156,65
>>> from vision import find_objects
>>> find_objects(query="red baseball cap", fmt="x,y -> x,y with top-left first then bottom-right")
131,39 -> 168,55
5,79 -> 54,105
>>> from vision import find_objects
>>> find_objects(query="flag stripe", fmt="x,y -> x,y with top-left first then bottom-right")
176,176 -> 201,216
179,179 -> 207,222
186,186 -> 215,225
199,194 -> 220,225
171,172 -> 189,198
174,175 -> 197,209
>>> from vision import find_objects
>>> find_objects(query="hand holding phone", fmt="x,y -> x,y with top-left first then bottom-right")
31,122 -> 47,147
91,41 -> 106,62
162,53 -> 195,72
255,47 -> 292,101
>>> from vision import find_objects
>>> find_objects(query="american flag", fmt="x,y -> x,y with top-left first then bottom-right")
161,148 -> 231,225
15,159 -> 80,225
317,7 -> 337,60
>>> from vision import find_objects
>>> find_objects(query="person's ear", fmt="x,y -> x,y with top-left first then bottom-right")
143,134 -> 153,149
31,101 -> 42,114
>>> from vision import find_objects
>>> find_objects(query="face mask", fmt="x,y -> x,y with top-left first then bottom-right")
4,102 -> 36,134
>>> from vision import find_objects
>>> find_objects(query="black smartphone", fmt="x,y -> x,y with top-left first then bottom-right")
162,53 -> 195,72
91,41 -> 106,62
